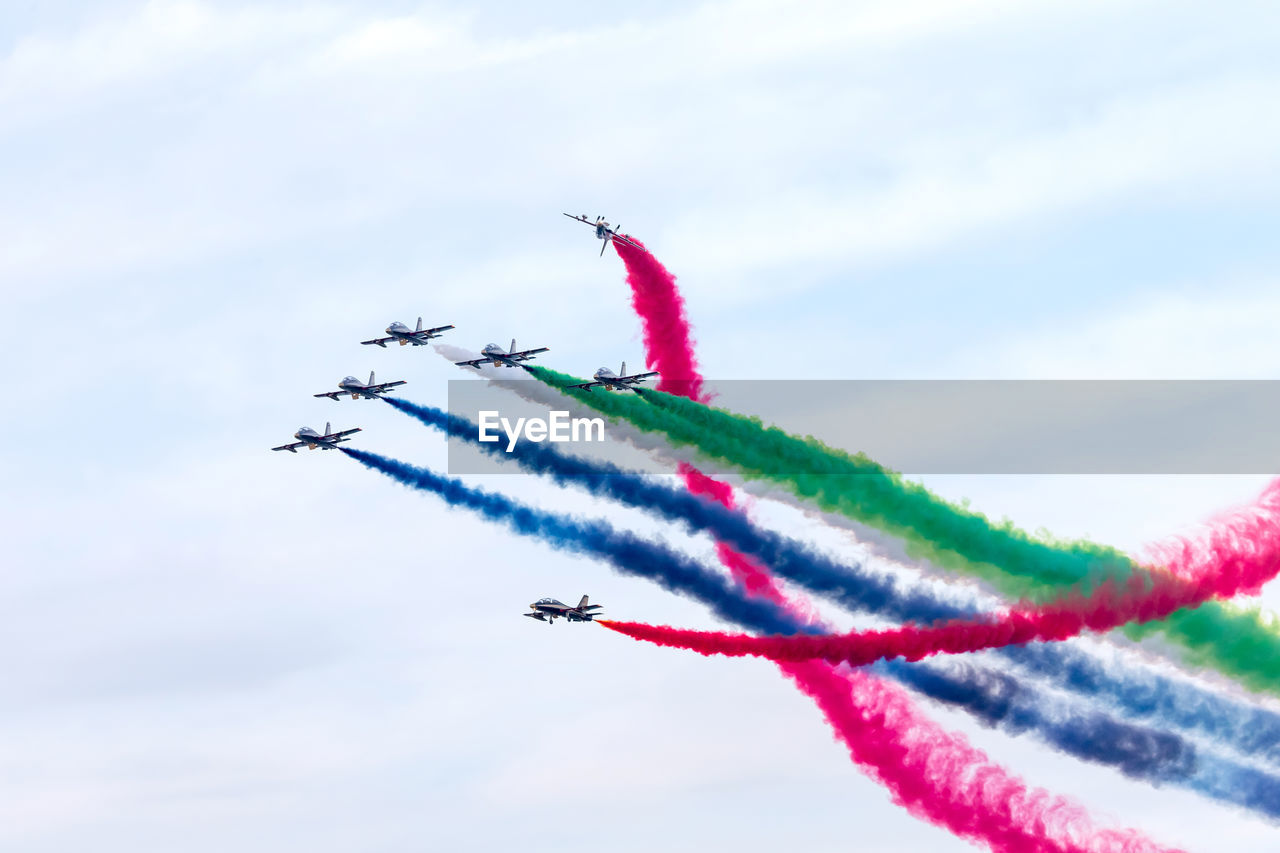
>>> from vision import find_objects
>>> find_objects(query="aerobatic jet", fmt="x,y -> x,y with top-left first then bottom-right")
314,371 -> 407,401
271,422 -> 361,453
524,595 -> 604,624
454,339 -> 550,369
563,213 -> 641,256
567,362 -> 659,392
360,317 -> 455,348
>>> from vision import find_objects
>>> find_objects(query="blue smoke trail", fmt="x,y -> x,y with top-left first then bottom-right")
342,446 -> 792,634
347,439 -> 1280,820
387,396 -> 1280,770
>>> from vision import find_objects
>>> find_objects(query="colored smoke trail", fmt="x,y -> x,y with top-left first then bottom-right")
385,395 -> 1280,782
414,357 -> 1280,771
634,383 -> 1280,691
612,239 -> 793,605
610,239 -> 1180,850
596,536 -> 1280,667
344,446 -> 1182,852
427,358 -> 1280,813
340,447 -> 792,633
525,364 -> 1280,695
786,661 -> 1185,853
613,237 -> 704,402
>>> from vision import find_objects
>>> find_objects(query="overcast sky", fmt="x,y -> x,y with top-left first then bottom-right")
3,2 -> 1280,851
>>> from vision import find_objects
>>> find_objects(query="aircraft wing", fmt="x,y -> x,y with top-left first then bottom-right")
368,380 -> 407,394
613,233 -> 642,250
416,324 -> 455,337
454,357 -> 488,368
563,213 -> 592,225
509,347 -> 550,361
566,380 -> 601,391
581,604 -> 604,610
619,371 -> 659,383
313,391 -> 343,400
360,336 -> 394,347
326,427 -> 362,440
271,441 -> 306,453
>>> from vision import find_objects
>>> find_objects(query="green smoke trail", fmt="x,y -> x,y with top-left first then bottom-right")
525,365 -> 1280,695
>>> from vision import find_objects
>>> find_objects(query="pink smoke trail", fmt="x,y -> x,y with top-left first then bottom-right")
785,661 -> 1176,853
611,238 -> 1178,852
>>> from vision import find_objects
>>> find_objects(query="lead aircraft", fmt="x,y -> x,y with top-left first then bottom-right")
563,213 -> 641,256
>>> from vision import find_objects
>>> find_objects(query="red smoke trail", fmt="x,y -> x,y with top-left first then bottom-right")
614,238 -> 705,402
597,515 -> 1280,664
1146,479 -> 1280,591
597,478 -> 1280,667
613,238 -> 799,609
612,239 -> 1177,852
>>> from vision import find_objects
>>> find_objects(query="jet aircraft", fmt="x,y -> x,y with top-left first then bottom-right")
524,595 -> 604,624
567,362 -> 659,392
563,213 -> 641,256
454,339 -> 550,369
271,422 -> 361,453
361,317 -> 455,348
314,371 -> 407,401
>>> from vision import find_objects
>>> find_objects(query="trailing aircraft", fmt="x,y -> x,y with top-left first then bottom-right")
360,317 -> 455,348
271,422 -> 361,453
567,361 -> 659,392
524,595 -> 604,624
314,371 -> 407,401
454,339 -> 550,369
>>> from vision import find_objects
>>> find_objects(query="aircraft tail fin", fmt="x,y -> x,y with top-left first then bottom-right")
510,338 -> 517,355
577,594 -> 589,610
324,422 -> 331,436
621,361 -> 626,377
415,316 -> 423,332
368,371 -> 376,387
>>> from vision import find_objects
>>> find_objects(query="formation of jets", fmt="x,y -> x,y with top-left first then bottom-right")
524,595 -> 604,624
314,371 -> 407,401
272,214 -> 656,623
563,213 -> 641,256
567,361 -> 659,392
